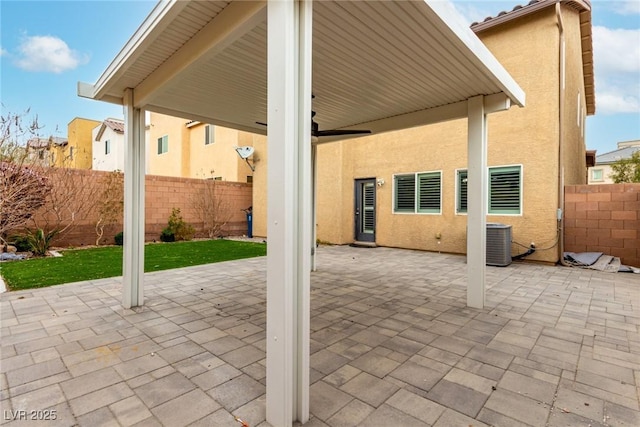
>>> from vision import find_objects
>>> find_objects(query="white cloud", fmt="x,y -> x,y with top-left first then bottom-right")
14,35 -> 87,73
0,47 -> 7,56
615,0 -> 640,15
593,26 -> 640,73
592,26 -> 640,114
596,89 -> 640,114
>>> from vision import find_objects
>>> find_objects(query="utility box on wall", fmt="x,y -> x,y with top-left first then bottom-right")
486,223 -> 512,266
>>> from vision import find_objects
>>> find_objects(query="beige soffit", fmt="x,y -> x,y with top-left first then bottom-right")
79,0 -> 525,140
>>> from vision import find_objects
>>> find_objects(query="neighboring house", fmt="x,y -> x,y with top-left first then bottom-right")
92,118 -> 126,171
251,0 -> 595,265
147,112 -> 259,182
25,136 -> 68,166
589,140 -> 640,184
50,117 -> 101,169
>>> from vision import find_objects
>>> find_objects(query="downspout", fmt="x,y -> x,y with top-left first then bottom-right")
556,2 -> 570,266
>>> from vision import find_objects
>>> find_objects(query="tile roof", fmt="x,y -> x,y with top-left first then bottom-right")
471,0 -> 545,27
26,136 -> 68,148
104,118 -> 124,134
596,145 -> 640,164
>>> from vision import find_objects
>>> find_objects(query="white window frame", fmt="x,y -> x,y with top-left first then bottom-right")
157,135 -> 168,155
488,165 -> 522,215
392,171 -> 442,215
105,140 -> 111,155
591,168 -> 603,182
455,164 -> 523,216
455,168 -> 468,215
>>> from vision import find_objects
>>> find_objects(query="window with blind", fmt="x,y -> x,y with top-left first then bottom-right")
205,124 -> 215,145
456,169 -> 468,213
456,165 -> 521,215
489,166 -> 521,214
393,171 -> 441,214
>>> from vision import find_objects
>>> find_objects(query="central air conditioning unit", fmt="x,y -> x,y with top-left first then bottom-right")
486,223 -> 512,266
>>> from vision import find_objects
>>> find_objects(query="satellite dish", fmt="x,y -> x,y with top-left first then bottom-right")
235,146 -> 256,172
235,146 -> 254,159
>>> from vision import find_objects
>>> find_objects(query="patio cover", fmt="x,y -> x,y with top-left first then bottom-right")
79,0 -> 525,424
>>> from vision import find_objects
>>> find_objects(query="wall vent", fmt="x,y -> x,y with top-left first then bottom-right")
486,223 -> 512,266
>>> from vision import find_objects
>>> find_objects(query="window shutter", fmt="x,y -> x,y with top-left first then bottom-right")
394,174 -> 415,212
489,166 -> 521,214
457,170 -> 468,213
417,172 -> 441,213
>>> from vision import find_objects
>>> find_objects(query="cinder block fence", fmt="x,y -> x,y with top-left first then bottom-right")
27,170 -> 253,247
564,184 -> 640,267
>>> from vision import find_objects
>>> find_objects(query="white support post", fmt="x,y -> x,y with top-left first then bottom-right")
122,89 -> 146,309
266,0 -> 312,425
467,95 -> 487,309
296,1 -> 312,421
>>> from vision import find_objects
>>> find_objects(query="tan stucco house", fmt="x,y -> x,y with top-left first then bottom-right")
54,117 -> 101,169
249,0 -> 595,265
147,112 -> 261,181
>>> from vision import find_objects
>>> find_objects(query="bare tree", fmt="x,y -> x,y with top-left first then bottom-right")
0,162 -> 51,247
95,170 -> 124,245
0,110 -> 51,247
28,164 -> 101,247
191,179 -> 235,238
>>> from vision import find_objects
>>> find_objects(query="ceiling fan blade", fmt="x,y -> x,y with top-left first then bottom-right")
316,129 -> 372,137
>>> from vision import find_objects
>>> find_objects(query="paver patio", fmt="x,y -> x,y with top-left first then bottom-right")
1,245 -> 639,426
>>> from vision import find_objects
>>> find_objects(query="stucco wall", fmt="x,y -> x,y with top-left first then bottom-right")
252,135 -> 268,238
588,164 -> 615,184
564,184 -> 640,267
314,6 -> 572,264
147,113 -> 258,182
251,4 -> 588,264
561,8 -> 589,186
92,126 -> 125,172
148,114 -> 187,177
63,118 -> 100,169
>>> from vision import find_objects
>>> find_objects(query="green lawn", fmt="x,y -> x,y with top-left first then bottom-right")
0,239 -> 266,291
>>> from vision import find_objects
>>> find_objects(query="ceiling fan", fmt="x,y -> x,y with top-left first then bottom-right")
256,97 -> 371,138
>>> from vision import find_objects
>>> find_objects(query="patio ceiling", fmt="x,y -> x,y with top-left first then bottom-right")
79,0 -> 524,138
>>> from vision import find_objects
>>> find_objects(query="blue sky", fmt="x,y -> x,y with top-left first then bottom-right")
1,0 -> 638,155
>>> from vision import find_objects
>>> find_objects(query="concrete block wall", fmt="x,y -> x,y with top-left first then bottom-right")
145,175 -> 252,241
564,184 -> 640,267
23,169 -> 252,247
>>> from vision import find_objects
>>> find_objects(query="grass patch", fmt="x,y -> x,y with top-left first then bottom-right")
1,239 -> 266,291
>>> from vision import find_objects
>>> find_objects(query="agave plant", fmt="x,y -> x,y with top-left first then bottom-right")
25,228 -> 58,256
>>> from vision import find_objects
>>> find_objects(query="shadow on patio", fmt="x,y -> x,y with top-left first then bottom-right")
1,245 -> 638,426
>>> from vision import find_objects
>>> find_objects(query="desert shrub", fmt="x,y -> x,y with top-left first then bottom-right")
10,234 -> 31,252
164,208 -> 194,241
114,231 -> 124,246
25,228 -> 57,256
160,228 -> 175,242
